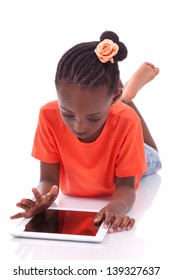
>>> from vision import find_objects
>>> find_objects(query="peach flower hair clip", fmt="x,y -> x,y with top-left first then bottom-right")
94,39 -> 119,63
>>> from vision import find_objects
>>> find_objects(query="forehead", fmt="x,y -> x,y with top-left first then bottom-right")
56,83 -> 112,114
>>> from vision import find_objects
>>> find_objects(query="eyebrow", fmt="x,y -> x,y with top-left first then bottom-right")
60,106 -> 103,116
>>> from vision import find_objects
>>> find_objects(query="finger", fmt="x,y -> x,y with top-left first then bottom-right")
108,216 -> 124,233
115,216 -> 135,231
109,216 -> 135,233
126,218 -> 135,230
32,188 -> 43,202
10,212 -> 27,219
47,185 -> 59,201
16,202 -> 30,211
50,185 -> 59,196
94,210 -> 105,225
117,216 -> 131,231
20,199 -> 35,208
103,213 -> 114,229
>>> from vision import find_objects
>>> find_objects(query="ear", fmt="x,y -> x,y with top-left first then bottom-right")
111,88 -> 123,105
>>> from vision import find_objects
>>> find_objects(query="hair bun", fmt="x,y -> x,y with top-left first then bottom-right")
100,31 -> 119,43
99,31 -> 128,62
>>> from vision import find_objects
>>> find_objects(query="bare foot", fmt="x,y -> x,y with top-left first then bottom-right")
120,62 -> 159,103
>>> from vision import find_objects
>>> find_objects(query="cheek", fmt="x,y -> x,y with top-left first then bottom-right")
60,116 -> 73,129
89,118 -> 107,132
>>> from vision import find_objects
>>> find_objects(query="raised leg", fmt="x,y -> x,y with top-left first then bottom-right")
120,62 -> 159,103
119,62 -> 159,151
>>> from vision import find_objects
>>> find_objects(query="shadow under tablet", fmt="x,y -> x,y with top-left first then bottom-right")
25,209 -> 99,236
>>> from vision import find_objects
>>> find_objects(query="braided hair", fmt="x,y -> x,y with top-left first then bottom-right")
55,31 -> 127,95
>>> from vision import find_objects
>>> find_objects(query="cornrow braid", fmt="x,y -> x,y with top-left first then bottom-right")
55,31 -> 128,95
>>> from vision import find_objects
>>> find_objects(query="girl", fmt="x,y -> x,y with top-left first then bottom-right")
11,31 -> 161,233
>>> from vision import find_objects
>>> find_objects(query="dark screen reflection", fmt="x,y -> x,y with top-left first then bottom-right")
24,209 -> 99,236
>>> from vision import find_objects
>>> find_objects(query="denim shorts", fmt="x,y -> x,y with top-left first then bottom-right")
142,143 -> 162,177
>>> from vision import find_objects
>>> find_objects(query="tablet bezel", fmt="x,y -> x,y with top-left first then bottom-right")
10,207 -> 108,243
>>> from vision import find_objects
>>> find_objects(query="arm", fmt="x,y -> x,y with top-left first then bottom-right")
10,162 -> 60,219
94,176 -> 136,233
110,176 -> 136,214
37,161 -> 60,195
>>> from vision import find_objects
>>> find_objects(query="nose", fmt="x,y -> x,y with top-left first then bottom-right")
74,118 -> 86,134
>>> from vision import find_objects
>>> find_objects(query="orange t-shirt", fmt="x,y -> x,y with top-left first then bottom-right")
32,100 -> 147,196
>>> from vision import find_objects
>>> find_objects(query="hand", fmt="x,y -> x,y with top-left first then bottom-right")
94,203 -> 135,234
10,185 -> 58,219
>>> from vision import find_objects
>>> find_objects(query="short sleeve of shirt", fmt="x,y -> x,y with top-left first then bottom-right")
31,106 -> 60,163
115,116 -> 147,177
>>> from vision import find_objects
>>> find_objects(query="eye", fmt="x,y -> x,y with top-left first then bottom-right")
61,112 -> 75,119
87,118 -> 100,122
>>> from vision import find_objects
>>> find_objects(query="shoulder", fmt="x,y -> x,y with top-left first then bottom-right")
38,100 -> 62,124
111,100 -> 140,124
40,100 -> 59,112
39,100 -> 60,117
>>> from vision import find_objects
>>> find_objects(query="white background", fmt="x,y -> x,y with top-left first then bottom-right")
0,0 -> 172,278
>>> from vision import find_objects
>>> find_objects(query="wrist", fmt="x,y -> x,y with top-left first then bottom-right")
108,200 -> 126,216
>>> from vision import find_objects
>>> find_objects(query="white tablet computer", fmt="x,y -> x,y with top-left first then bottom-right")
10,208 -> 109,243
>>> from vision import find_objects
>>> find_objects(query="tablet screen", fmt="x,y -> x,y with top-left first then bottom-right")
24,209 -> 99,236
